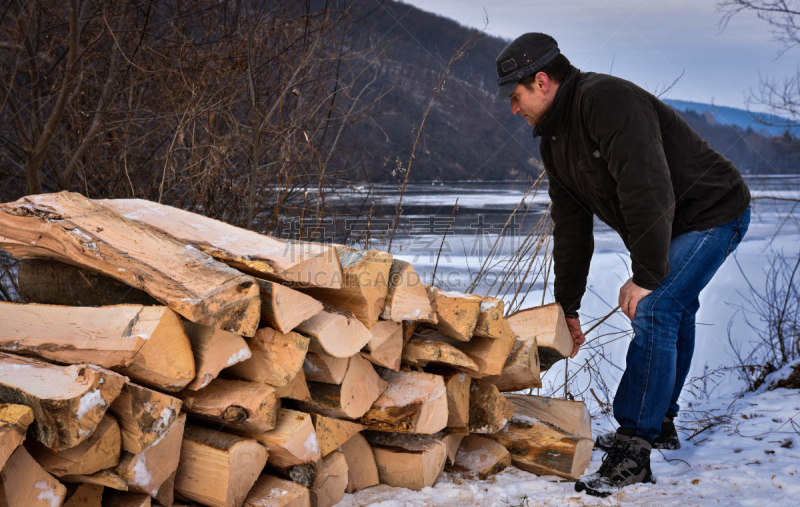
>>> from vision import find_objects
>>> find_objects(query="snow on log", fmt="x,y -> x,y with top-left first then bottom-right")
108,382 -> 182,454
99,198 -> 343,289
473,296 -> 505,339
381,260 -> 436,323
427,287 -> 482,342
244,475 -> 310,507
364,432 -> 447,491
0,192 -> 262,336
0,446 -> 66,506
451,435 -> 510,479
359,369 -> 447,434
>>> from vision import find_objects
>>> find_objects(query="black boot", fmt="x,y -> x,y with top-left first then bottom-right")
576,429 -> 656,497
594,415 -> 680,451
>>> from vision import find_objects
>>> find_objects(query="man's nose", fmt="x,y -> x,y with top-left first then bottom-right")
511,103 -> 519,115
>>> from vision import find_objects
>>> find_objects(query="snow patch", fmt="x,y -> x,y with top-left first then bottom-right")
304,358 -> 321,374
131,454 -> 152,490
303,431 -> 319,456
34,480 -> 60,507
480,300 -> 496,312
77,389 -> 106,420
150,407 -> 174,434
227,346 -> 251,366
510,414 -> 540,427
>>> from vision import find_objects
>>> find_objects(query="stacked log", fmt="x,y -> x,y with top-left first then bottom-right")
0,191 -> 593,507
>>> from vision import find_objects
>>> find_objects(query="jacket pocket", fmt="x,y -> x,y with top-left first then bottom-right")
576,146 -> 616,198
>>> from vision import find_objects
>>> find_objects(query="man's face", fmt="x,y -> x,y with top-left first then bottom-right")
509,74 -> 555,126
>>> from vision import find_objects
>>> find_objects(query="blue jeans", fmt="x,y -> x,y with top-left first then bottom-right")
613,208 -> 750,441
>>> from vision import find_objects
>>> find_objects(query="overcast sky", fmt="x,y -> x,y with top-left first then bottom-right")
400,0 -> 799,111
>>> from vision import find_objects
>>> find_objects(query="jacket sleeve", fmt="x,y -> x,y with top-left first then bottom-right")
548,171 -> 594,313
583,88 -> 674,290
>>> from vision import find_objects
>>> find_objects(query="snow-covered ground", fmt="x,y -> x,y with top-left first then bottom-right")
340,361 -> 800,506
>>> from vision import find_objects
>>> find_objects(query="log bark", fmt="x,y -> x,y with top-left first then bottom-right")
503,394 -> 591,439
296,355 -> 387,420
309,414 -> 364,457
381,260 -> 435,323
340,433 -> 379,493
26,413 -> 120,477
427,287 -> 482,342
240,409 -> 320,468
361,321 -> 402,371
0,353 -> 125,451
309,451 -> 347,507
226,328 -> 309,389
244,475 -> 310,507
274,370 -> 311,402
0,192 -> 262,337
259,280 -> 323,334
451,435 -> 510,479
265,463 -> 317,489
468,380 -> 516,434
99,198 -> 343,289
450,319 -> 517,378
302,249 -> 392,330
0,404 -> 34,470
402,336 -> 479,373
181,321 -> 250,391
484,418 -> 593,481
359,369 -> 447,434
0,446 -> 67,506
174,424 -> 269,507
295,307 -> 372,359
64,483 -> 104,507
115,413 -> 186,499
0,302 -> 195,392
364,432 -> 447,491
108,382 -> 182,454
474,296 -> 505,339
18,258 -> 158,307
177,378 -> 278,433
506,303 -> 573,370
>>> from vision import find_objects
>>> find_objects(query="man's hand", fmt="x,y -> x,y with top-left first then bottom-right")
618,278 -> 653,320
565,317 -> 585,358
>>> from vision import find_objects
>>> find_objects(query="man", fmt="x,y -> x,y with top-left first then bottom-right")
495,33 -> 751,497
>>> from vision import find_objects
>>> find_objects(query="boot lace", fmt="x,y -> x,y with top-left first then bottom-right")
597,440 -> 632,476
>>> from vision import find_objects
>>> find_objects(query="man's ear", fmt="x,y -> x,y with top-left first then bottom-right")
537,72 -> 551,94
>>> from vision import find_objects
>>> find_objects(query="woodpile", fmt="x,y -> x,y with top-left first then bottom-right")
0,191 -> 593,506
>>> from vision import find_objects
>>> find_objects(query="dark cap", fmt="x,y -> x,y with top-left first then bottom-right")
495,33 -> 560,101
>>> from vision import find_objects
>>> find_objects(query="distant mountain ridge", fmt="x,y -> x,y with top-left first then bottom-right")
663,99 -> 798,137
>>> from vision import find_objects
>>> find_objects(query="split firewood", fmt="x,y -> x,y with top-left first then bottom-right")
0,353 -> 125,451
17,258 -> 158,307
427,287 -> 482,341
402,321 -> 418,346
359,369 -> 447,434
485,332 -> 541,392
442,372 -> 470,430
274,369 -> 312,402
61,469 -> 128,491
26,414 -> 120,477
182,321 -> 250,391
0,302 -> 195,392
450,319 -> 517,378
302,249 -> 393,330
340,433 -> 379,493
108,382 -> 182,454
296,354 -> 387,420
310,414 -> 364,457
0,192 -> 262,337
473,296 -> 505,339
99,198 -> 343,289
226,328 -> 309,388
310,450 -> 348,507
101,490 -> 151,506
468,380 -> 516,434
258,280 -> 323,333
506,303 -> 573,370
240,409 -> 320,468
361,321 -> 403,371
365,432 -> 447,491
451,435 -> 510,479
484,417 -> 593,480
437,433 -> 464,465
381,260 -> 435,323
115,413 -> 186,499
0,403 -> 34,470
174,424 -> 269,507
64,483 -> 104,507
295,307 -> 372,358
244,475 -> 310,507
177,378 -> 278,433
303,353 -> 349,384
0,446 -> 67,506
504,394 -> 592,439
402,336 -> 479,373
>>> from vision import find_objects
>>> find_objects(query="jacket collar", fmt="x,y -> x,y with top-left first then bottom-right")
532,65 -> 581,139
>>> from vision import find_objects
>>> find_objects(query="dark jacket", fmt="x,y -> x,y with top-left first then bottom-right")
534,66 -> 751,313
